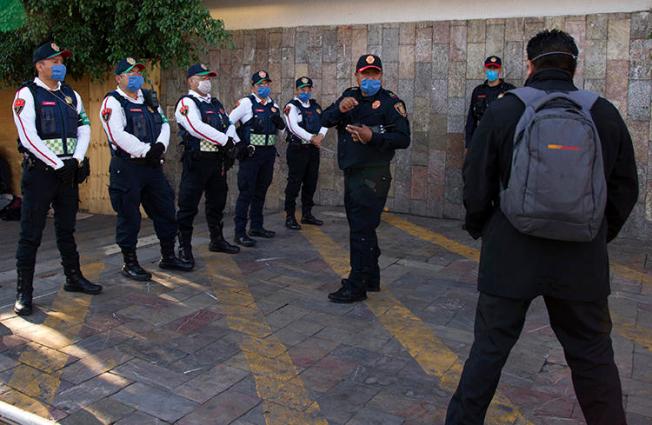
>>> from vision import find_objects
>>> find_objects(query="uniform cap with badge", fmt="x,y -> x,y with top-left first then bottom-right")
114,57 -> 146,75
484,56 -> 502,69
187,63 -> 217,78
356,54 -> 383,73
296,76 -> 313,88
32,41 -> 72,64
251,70 -> 272,85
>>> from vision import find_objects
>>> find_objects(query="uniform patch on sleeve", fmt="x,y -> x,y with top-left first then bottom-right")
101,108 -> 112,122
394,101 -> 407,117
79,110 -> 90,125
13,98 -> 25,115
179,105 -> 189,116
159,112 -> 169,124
284,105 -> 291,115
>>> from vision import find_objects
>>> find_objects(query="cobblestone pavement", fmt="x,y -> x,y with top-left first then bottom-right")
0,207 -> 649,424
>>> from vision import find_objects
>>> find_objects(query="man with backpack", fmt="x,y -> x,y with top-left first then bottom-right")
446,30 -> 638,425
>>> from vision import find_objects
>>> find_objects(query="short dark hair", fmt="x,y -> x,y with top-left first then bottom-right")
526,29 -> 579,74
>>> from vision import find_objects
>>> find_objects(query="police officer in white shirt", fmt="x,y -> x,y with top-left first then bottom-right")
283,76 -> 328,230
12,41 -> 101,316
100,58 -> 192,281
174,63 -> 240,267
229,70 -> 286,247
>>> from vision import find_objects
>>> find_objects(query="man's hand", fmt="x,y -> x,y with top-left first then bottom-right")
271,114 -> 286,130
56,159 -> 77,183
345,124 -> 373,144
145,142 -> 165,165
310,134 -> 324,148
339,97 -> 359,113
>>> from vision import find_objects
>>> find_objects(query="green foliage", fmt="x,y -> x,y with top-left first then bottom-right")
0,0 -> 231,86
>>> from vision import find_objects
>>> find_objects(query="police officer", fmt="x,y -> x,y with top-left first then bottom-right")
175,63 -> 240,267
229,70 -> 286,247
283,76 -> 328,230
464,56 -> 515,148
100,58 -> 192,281
11,41 -> 102,316
321,54 -> 410,303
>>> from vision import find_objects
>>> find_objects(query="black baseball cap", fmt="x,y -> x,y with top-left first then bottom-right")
33,41 -> 72,64
484,56 -> 502,68
295,76 -> 313,88
114,57 -> 146,75
356,54 -> 382,73
187,63 -> 217,78
251,70 -> 272,85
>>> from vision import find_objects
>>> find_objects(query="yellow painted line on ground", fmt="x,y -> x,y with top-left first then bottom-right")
200,250 -> 328,425
1,260 -> 105,420
383,213 -> 652,352
301,225 -> 534,425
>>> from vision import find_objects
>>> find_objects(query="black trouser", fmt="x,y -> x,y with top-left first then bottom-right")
16,161 -> 79,271
284,143 -> 320,216
344,165 -> 391,289
108,157 -> 177,250
234,145 -> 276,235
446,292 -> 626,425
177,152 -> 228,240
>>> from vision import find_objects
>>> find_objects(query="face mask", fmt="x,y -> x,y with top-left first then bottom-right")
485,69 -> 500,82
197,79 -> 212,94
298,92 -> 311,103
126,75 -> 144,92
360,79 -> 381,97
257,86 -> 271,98
50,64 -> 67,81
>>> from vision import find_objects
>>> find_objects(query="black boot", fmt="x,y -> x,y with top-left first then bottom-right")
209,223 -> 240,254
177,232 -> 195,268
285,214 -> 302,230
249,227 -> 276,238
14,269 -> 34,316
301,211 -> 323,226
159,241 -> 194,271
234,233 -> 256,247
64,267 -> 103,295
328,279 -> 367,303
121,248 -> 152,281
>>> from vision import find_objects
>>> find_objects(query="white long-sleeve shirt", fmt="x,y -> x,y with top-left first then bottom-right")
229,94 -> 281,128
12,77 -> 90,170
174,90 -> 237,146
100,87 -> 170,158
284,97 -> 328,143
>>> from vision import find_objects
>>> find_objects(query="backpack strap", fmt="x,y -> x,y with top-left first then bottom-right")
508,87 -> 547,107
565,90 -> 600,113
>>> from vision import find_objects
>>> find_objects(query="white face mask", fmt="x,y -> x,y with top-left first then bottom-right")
197,79 -> 212,95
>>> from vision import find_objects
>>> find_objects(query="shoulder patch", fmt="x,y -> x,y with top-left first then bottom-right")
179,104 -> 189,116
101,108 -> 112,122
284,105 -> 291,115
79,110 -> 90,126
394,101 -> 407,118
13,98 -> 25,115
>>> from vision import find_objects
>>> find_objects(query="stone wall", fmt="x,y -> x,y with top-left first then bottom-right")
160,11 -> 651,238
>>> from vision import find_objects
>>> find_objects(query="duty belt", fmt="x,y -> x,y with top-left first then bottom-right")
288,134 -> 312,145
249,133 -> 277,146
43,138 -> 77,156
199,140 -> 221,152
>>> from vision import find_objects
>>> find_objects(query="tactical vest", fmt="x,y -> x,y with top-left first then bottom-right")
177,95 -> 230,152
107,90 -> 163,158
20,81 -> 80,157
472,81 -> 512,124
240,95 -> 279,147
286,99 -> 322,144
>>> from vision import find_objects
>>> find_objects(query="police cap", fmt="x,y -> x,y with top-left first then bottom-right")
114,58 -> 146,75
33,41 -> 72,64
356,54 -> 382,73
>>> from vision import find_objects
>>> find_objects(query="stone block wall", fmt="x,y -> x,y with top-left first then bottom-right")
160,11 -> 651,238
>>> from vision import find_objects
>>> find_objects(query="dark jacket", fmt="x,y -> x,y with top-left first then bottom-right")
463,69 -> 638,301
321,87 -> 410,170
464,79 -> 515,147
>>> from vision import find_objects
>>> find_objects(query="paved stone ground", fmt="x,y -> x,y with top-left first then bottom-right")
0,207 -> 649,425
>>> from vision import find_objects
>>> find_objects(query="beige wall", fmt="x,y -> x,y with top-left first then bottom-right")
206,0 -> 651,30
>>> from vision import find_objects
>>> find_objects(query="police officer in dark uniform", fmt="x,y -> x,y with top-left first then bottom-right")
175,63 -> 240,267
229,70 -> 286,247
464,56 -> 515,149
321,54 -> 410,303
11,41 -> 101,316
100,58 -> 192,280
283,76 -> 328,230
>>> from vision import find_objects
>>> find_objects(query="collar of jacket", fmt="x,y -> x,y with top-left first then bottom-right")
525,69 -> 574,86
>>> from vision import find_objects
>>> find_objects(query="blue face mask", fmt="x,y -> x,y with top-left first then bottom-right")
50,64 -> 67,81
360,79 -> 381,97
298,92 -> 311,103
126,75 -> 144,92
485,69 -> 500,82
257,86 -> 271,98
